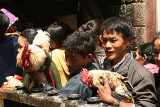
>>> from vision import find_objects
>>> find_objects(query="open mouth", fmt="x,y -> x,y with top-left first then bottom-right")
106,51 -> 114,57
106,51 -> 113,53
106,51 -> 113,54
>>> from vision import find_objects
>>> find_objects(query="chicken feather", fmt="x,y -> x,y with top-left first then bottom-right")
17,30 -> 50,72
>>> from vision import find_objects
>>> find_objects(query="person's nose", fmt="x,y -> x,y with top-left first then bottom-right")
105,41 -> 112,48
65,58 -> 71,66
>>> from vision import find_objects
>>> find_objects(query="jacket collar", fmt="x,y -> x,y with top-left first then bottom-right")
104,52 -> 133,77
116,53 -> 133,76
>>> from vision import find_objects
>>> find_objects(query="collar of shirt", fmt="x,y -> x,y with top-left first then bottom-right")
104,54 -> 128,72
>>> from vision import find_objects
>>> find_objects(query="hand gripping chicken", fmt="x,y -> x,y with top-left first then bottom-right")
81,69 -> 134,103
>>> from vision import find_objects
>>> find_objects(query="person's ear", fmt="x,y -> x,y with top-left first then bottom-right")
97,35 -> 103,46
143,54 -> 147,63
99,35 -> 103,43
87,54 -> 93,62
125,36 -> 132,46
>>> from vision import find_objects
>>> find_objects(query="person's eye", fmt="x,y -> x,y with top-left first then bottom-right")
110,39 -> 117,43
102,39 -> 107,44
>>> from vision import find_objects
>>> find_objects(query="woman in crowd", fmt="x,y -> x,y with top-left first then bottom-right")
47,22 -> 73,86
135,42 -> 159,74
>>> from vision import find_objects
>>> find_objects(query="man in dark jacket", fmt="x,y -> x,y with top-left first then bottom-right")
60,31 -> 101,100
95,16 -> 157,107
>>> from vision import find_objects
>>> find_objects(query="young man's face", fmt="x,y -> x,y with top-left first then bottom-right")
153,39 -> 160,67
100,29 -> 130,65
65,49 -> 92,74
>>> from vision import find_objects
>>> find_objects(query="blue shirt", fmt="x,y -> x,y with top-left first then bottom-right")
60,62 -> 101,100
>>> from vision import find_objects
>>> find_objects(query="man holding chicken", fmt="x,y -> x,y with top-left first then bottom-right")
96,16 -> 157,107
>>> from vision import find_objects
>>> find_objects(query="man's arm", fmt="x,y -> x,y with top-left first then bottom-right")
95,76 -> 133,107
131,73 -> 157,107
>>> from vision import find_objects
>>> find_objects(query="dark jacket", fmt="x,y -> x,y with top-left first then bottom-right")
0,36 -> 21,86
104,53 -> 157,107
155,69 -> 160,106
60,61 -> 101,100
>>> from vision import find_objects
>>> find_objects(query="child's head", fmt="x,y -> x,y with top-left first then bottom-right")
63,31 -> 96,74
135,42 -> 154,65
0,8 -> 18,32
0,11 -> 9,38
47,22 -> 73,49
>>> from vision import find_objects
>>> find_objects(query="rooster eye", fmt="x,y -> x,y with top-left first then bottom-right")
99,76 -> 103,79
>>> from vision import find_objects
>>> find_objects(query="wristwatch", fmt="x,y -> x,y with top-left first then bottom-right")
115,100 -> 120,107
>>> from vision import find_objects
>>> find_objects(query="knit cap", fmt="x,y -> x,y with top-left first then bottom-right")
0,8 -> 18,29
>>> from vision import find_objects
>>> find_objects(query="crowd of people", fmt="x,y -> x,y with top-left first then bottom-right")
0,8 -> 160,107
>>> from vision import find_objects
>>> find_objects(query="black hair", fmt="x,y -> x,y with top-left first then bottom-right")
152,32 -> 160,44
21,29 -> 38,44
102,16 -> 133,40
138,42 -> 155,63
78,19 -> 104,42
0,11 -> 9,38
47,22 -> 73,47
63,31 -> 96,58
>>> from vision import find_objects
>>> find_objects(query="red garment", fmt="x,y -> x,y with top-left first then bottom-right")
45,67 -> 55,88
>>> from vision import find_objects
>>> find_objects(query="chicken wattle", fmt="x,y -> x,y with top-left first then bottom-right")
21,43 -> 30,67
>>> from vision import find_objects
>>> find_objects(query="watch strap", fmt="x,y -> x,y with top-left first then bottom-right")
115,100 -> 120,107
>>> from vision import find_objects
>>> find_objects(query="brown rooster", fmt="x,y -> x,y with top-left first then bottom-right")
81,69 -> 134,103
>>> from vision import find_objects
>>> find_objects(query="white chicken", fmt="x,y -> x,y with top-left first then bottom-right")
81,69 -> 134,103
17,30 -> 50,72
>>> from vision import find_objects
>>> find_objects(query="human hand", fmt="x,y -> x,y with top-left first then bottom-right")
7,78 -> 23,88
95,76 -> 115,105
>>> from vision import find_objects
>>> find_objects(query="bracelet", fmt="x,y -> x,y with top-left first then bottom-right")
115,100 -> 120,107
